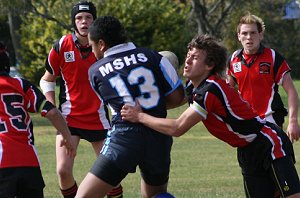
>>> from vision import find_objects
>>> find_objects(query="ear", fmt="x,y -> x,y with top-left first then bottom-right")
98,39 -> 108,52
206,64 -> 215,73
259,32 -> 264,41
237,33 -> 241,41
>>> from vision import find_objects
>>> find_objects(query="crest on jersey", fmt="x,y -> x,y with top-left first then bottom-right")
259,62 -> 271,74
64,51 -> 75,62
233,62 -> 242,73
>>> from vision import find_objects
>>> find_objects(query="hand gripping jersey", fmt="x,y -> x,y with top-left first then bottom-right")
88,42 -> 182,124
0,73 -> 54,168
45,33 -> 110,130
189,75 -> 286,160
227,45 -> 290,123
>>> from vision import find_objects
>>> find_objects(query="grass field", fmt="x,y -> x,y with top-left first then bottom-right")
32,81 -> 300,198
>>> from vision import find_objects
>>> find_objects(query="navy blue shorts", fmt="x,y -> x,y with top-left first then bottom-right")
57,126 -> 107,142
90,123 -> 173,186
0,167 -> 45,198
238,123 -> 300,197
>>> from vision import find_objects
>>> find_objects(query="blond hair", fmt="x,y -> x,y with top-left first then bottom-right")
237,11 -> 265,33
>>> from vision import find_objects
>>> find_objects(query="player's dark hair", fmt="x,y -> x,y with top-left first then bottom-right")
0,41 -> 10,73
187,34 -> 227,77
88,16 -> 128,48
71,1 -> 97,32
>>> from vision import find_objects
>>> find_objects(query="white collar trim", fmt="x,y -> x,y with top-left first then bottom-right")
104,42 -> 136,57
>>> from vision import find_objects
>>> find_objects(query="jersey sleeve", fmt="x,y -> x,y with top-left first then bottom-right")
190,85 -> 218,120
273,51 -> 291,85
159,56 -> 182,96
45,37 -> 65,76
22,79 -> 55,116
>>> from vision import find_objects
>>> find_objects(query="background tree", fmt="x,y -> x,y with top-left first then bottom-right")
17,0 -> 189,83
1,0 -> 299,83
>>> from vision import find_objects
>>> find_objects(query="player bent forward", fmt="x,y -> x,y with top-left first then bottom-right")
121,34 -> 300,198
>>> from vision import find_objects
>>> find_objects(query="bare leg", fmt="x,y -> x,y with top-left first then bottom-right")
141,178 -> 168,198
91,140 -> 104,157
56,134 -> 80,189
91,140 -> 123,197
76,172 -> 114,198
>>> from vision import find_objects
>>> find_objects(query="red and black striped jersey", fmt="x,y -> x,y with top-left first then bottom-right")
0,73 -> 53,168
227,46 -> 290,122
189,75 -> 286,159
45,33 -> 110,130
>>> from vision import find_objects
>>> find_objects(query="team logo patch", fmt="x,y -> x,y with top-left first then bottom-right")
233,62 -> 242,73
64,51 -> 75,62
259,62 -> 271,74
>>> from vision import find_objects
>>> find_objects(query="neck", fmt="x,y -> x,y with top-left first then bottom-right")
75,32 -> 89,46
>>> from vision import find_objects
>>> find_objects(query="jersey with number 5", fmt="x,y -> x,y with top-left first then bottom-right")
0,74 -> 46,168
88,44 -> 182,124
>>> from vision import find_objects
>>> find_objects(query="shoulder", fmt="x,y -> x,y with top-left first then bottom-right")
52,34 -> 73,53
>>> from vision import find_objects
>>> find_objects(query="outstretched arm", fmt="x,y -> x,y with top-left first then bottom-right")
121,101 -> 202,137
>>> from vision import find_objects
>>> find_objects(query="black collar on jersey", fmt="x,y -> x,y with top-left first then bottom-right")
72,32 -> 92,60
237,44 -> 264,68
0,71 -> 9,76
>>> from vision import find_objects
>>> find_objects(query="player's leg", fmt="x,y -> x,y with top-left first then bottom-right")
91,140 -> 123,198
242,173 -> 276,198
76,172 -> 114,198
17,167 -> 45,198
0,168 -> 18,197
76,153 -> 128,198
141,179 -> 168,198
269,157 -> 300,198
56,134 -> 80,198
140,131 -> 172,198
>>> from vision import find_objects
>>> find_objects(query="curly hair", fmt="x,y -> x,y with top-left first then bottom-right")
187,34 -> 227,78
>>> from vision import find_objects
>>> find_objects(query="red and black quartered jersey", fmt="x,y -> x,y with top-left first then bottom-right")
0,73 -> 53,168
45,33 -> 110,130
190,75 -> 286,160
227,45 -> 290,123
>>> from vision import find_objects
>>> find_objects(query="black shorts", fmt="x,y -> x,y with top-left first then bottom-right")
272,108 -> 288,128
57,126 -> 107,142
0,167 -> 45,198
238,123 -> 300,197
90,123 -> 173,186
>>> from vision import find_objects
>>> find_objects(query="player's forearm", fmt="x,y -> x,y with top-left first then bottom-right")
138,113 -> 182,137
46,108 -> 72,141
287,91 -> 299,124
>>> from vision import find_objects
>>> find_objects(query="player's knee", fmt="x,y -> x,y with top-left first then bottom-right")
56,165 -> 73,179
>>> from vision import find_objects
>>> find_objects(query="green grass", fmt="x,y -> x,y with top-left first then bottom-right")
32,80 -> 300,197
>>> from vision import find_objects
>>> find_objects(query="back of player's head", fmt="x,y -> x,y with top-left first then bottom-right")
88,16 -> 128,48
0,42 -> 10,73
71,1 -> 96,32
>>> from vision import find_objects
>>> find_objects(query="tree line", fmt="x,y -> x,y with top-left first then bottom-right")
0,0 -> 299,83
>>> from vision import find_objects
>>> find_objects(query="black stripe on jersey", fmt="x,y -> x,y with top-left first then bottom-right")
53,39 -> 61,54
194,80 -> 263,135
22,78 -> 47,112
273,50 -> 285,80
